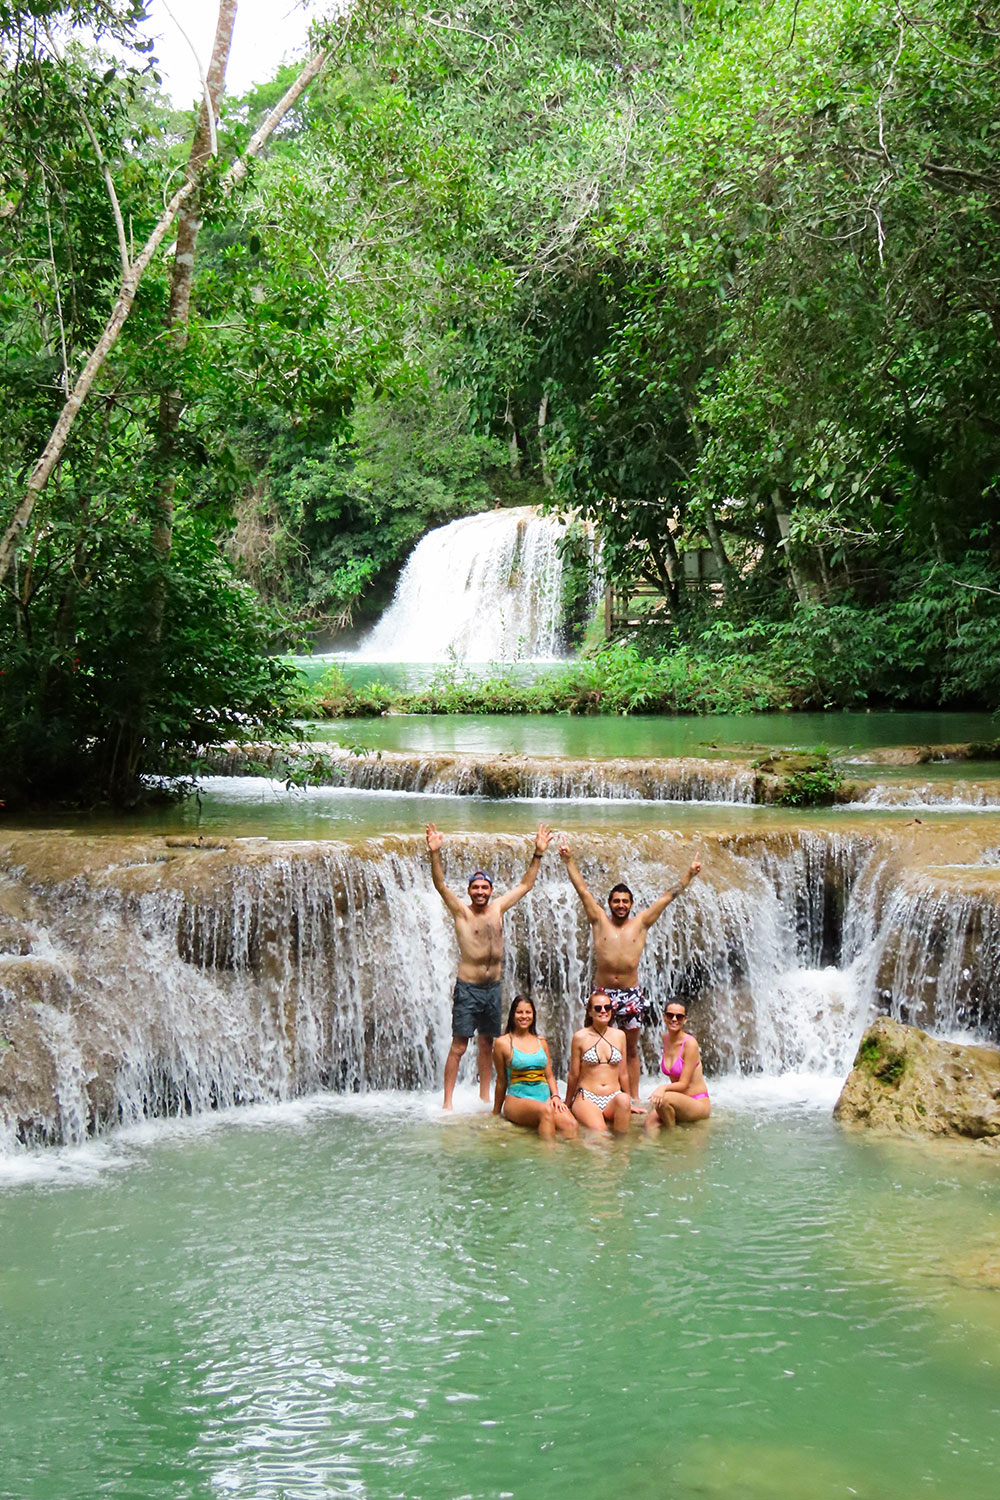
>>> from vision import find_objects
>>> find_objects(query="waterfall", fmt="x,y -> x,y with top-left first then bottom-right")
200,750 -> 757,803
356,507 -> 585,661
5,827 -> 998,1148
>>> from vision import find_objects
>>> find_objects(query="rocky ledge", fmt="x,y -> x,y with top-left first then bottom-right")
834,1018 -> 1000,1145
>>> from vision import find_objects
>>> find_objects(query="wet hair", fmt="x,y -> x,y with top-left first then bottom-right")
505,994 -> 537,1035
608,883 -> 634,904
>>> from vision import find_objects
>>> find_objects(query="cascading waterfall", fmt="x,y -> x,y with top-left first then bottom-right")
5,827 -> 998,1148
200,750 -> 758,803
356,506 -> 588,661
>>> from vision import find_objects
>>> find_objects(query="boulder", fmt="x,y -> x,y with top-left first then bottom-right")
834,1017 -> 1000,1143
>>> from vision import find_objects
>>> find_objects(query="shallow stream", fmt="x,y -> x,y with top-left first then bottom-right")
2,1087 -> 999,1500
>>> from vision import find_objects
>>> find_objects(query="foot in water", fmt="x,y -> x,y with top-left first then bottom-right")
645,1100 -> 676,1131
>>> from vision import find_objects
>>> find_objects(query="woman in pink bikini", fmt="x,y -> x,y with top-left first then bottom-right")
645,1003 -> 711,1129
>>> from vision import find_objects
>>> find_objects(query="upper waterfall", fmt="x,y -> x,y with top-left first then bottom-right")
356,506 -> 588,662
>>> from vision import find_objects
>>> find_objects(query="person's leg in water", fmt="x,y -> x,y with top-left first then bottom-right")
477,1031 -> 494,1104
644,1092 -> 677,1131
624,1028 -> 640,1101
645,1087 -> 709,1128
443,1034 -> 469,1110
502,1094 -> 578,1139
572,1089 -> 632,1135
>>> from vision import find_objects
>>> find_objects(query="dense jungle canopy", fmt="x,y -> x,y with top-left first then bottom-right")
1,0 -> 999,803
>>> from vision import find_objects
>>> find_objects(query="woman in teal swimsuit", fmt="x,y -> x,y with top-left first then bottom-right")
493,996 -> 578,1139
645,1003 -> 711,1129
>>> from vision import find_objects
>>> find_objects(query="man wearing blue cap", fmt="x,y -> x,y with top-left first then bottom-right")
426,822 -> 552,1109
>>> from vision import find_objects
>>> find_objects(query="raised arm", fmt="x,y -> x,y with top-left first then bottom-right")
496,824 -> 552,913
638,858 -> 702,930
426,823 -> 466,918
558,841 -> 604,924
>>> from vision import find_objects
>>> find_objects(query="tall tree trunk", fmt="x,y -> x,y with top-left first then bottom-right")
686,417 -> 732,593
0,39 -> 330,587
149,0 -> 238,648
537,389 -> 553,491
701,501 -> 732,594
504,393 -> 521,476
770,489 -> 816,607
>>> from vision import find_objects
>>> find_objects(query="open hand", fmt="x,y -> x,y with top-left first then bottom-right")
535,823 -> 553,855
426,823 -> 443,854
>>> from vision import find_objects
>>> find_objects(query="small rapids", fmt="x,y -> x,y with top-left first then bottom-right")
201,748 -> 757,803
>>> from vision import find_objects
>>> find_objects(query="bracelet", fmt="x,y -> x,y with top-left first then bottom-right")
533,848 -> 544,859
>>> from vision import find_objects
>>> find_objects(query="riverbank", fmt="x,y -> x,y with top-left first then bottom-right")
299,638 -> 1000,720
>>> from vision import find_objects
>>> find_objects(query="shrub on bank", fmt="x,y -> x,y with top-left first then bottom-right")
302,643 -> 789,718
300,575 -> 1000,720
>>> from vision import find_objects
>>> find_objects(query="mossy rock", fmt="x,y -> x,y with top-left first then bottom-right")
752,752 -> 845,807
857,1031 -> 906,1086
835,1018 -> 1000,1142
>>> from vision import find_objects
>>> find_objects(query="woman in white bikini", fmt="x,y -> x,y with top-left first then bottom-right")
645,1002 -> 711,1129
564,989 -> 632,1133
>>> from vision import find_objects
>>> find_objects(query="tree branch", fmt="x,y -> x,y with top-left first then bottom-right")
0,41 -> 332,585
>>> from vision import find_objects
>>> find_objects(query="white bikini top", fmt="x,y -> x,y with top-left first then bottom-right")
581,1034 -> 622,1066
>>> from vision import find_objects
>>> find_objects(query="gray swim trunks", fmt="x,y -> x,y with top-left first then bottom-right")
452,978 -> 503,1038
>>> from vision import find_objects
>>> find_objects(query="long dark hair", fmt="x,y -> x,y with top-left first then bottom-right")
505,994 -> 538,1035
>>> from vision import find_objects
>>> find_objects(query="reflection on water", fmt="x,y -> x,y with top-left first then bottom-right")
2,1092 -> 999,1500
294,708 -> 999,759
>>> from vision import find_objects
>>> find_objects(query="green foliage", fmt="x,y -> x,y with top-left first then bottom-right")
771,760 -> 846,809
4,0 -> 1000,816
248,386 -> 511,632
858,1034 -> 907,1087
0,17 -> 301,806
0,509 -> 300,806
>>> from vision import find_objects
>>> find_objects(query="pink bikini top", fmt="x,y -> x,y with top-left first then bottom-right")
660,1034 -> 686,1080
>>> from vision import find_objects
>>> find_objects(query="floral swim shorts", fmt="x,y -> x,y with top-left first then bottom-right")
605,985 -> 659,1031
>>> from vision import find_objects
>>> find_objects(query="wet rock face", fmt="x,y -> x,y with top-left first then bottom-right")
834,1018 -> 1000,1143
2,820 -> 1000,1148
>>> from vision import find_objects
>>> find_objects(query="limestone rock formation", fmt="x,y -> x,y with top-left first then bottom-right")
834,1018 -> 1000,1143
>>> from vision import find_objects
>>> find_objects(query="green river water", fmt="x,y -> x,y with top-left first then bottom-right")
2,1089 -> 998,1500
295,709 -> 999,759
3,707 -> 1000,1499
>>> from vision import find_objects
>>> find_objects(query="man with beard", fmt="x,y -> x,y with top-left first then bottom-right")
427,822 -> 552,1109
559,840 -> 702,1103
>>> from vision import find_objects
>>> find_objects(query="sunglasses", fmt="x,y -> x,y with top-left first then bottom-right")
591,1003 -> 613,1014
665,1011 -> 687,1021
